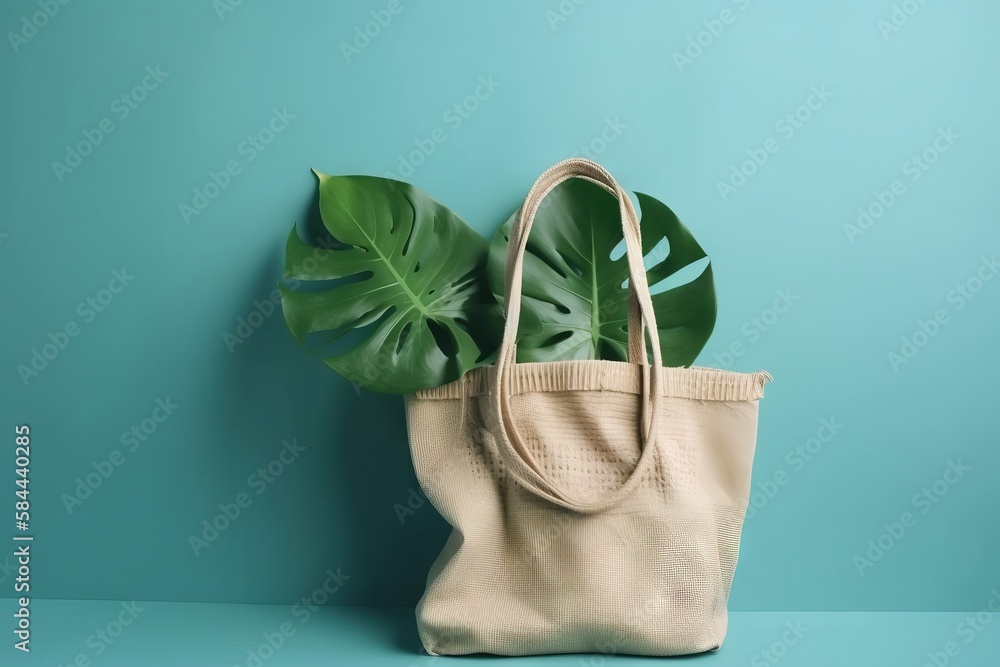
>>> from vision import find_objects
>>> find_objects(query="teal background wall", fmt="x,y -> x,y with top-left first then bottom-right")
1,0 -> 997,611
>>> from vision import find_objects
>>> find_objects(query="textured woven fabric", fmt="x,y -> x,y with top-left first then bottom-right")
403,159 -> 769,657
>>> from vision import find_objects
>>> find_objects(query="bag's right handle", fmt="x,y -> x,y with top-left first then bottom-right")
493,158 -> 664,512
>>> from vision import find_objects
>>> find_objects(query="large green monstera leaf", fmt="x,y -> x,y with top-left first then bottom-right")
487,178 -> 716,365
280,172 -> 501,394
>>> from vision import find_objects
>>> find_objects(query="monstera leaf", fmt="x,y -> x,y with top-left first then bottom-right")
280,172 -> 501,394
487,178 -> 716,365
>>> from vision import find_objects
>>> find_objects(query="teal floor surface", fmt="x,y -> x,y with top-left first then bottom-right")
7,601 -> 1000,666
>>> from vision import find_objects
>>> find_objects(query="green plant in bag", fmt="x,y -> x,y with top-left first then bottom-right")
280,170 -> 716,392
279,172 -> 501,394
486,177 -> 716,365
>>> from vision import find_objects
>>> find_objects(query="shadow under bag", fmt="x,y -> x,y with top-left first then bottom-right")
404,158 -> 770,657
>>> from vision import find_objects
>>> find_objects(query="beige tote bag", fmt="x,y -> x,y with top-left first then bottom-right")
404,158 -> 770,657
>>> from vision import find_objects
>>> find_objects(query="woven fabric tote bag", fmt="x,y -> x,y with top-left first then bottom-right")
404,158 -> 770,657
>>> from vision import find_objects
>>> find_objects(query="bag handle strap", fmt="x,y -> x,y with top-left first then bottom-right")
503,174 -> 649,364
493,158 -> 663,512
